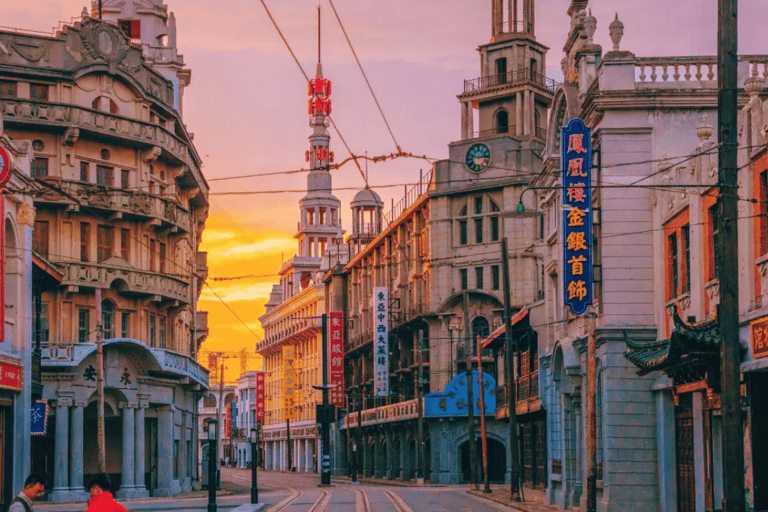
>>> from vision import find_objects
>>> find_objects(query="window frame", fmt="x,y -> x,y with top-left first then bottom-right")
78,309 -> 90,343
96,165 -> 113,188
32,158 -> 49,178
475,266 -> 484,290
97,225 -> 114,263
459,268 -> 468,290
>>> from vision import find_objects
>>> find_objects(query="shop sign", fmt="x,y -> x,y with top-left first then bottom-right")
373,287 -> 389,397
0,361 -> 22,391
255,371 -> 265,421
329,312 -> 345,407
283,346 -> 296,420
751,317 -> 768,359
31,400 -> 48,435
562,118 -> 593,315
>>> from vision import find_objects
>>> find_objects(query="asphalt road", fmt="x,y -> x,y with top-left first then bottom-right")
34,467 -> 512,512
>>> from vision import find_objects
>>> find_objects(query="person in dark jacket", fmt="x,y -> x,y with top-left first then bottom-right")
85,473 -> 127,512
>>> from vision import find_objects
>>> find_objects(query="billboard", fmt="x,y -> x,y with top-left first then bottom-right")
373,287 -> 389,397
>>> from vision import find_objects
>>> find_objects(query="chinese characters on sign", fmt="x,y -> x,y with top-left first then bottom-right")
752,318 -> 768,359
31,400 -> 48,435
329,312 -> 345,407
0,361 -> 22,391
373,287 -> 389,397
562,118 -> 593,315
283,346 -> 296,420
256,371 -> 265,421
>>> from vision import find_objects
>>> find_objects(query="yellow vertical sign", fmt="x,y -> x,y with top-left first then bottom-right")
283,346 -> 296,420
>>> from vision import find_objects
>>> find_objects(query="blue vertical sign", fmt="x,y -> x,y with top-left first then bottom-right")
562,118 -> 593,315
231,400 -> 238,436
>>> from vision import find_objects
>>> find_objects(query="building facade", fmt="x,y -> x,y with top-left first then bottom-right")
0,0 -> 209,501
333,0 -> 554,485
256,49 -> 348,474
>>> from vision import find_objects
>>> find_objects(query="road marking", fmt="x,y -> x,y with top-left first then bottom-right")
384,490 -> 414,512
268,487 -> 301,512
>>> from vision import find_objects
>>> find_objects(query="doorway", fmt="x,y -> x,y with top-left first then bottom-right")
675,393 -> 695,512
460,438 -> 506,483
751,373 -> 768,509
146,418 -> 158,494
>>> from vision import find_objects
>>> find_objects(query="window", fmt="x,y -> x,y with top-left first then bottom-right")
33,302 -> 49,343
475,267 -> 484,290
80,162 -> 90,182
159,243 -> 166,273
102,301 -> 114,339
669,233 -> 679,296
490,215 -> 499,241
496,110 -> 509,134
80,222 -> 90,262
101,149 -> 111,161
0,81 -> 16,98
97,165 -> 113,187
97,225 -> 113,262
475,196 -> 483,215
149,239 -> 157,271
32,158 -> 48,178
120,229 -> 130,262
471,316 -> 490,343
475,218 -> 483,244
149,313 -> 156,346
119,19 -> 141,43
495,58 -> 507,84
460,268 -> 468,290
30,84 -> 48,101
458,220 -> 468,245
78,309 -> 90,343
121,312 -> 130,338
709,204 -> 719,280
491,265 -> 500,290
682,225 -> 691,293
121,170 -> 130,189
159,316 -> 166,348
33,221 -> 49,258
32,140 -> 44,152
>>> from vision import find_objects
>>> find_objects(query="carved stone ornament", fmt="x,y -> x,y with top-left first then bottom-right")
609,13 -> 624,51
17,203 -> 35,227
129,191 -> 153,215
79,20 -> 129,74
696,114 -> 714,142
583,10 -> 597,45
11,38 -> 49,63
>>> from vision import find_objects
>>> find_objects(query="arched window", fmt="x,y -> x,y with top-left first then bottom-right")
203,394 -> 217,408
471,316 -> 490,343
102,300 -> 115,339
92,96 -> 119,115
496,110 -> 509,134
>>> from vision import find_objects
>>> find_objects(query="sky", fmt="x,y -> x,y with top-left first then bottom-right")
6,0 -> 764,377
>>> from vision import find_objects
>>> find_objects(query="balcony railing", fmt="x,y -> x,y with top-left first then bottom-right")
517,370 -> 539,401
0,98 -> 193,167
257,316 -> 322,351
494,384 -> 508,411
464,68 -> 558,94
37,179 -> 192,233
382,170 -> 433,226
56,261 -> 190,304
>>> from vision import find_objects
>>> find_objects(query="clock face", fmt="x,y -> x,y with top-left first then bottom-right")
465,143 -> 491,172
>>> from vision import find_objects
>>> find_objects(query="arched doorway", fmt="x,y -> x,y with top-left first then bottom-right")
408,439 -> 416,480
381,440 -> 388,478
368,440 -> 376,478
83,398 -> 123,489
392,438 -> 401,480
460,437 -> 506,483
496,109 -> 509,134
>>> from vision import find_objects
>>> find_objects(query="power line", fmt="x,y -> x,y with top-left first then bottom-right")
204,281 -> 263,342
326,0 -> 401,155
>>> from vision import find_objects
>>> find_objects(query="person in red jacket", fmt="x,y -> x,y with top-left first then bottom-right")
85,473 -> 127,512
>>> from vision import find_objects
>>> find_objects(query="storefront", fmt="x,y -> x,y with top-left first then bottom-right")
0,357 -> 23,509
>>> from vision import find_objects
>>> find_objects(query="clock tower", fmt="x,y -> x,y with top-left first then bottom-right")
458,0 -> 554,143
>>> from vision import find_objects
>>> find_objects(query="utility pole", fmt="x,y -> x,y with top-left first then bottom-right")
586,315 -> 597,512
717,1 -> 744,511
501,238 -> 520,500
416,330 -> 425,484
95,288 -> 106,473
477,334 -> 490,493
286,418 -> 292,471
218,362 -> 224,465
463,293 -> 477,489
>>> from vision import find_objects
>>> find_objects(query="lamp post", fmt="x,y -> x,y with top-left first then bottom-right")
207,418 -> 218,512
250,427 -> 259,504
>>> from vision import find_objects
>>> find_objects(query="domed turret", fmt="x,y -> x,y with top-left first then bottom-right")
350,185 -> 384,255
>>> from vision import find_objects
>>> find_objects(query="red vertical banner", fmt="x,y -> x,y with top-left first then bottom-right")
208,354 -> 218,385
329,312 -> 345,407
256,371 -> 265,421
225,403 -> 232,439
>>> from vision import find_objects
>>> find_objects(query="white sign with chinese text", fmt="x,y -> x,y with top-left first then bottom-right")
373,287 -> 389,397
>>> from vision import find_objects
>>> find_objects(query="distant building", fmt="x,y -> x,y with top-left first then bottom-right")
0,0 -> 209,501
233,370 -> 259,468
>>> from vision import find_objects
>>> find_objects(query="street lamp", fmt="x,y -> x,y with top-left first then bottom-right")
207,418 -> 218,512
250,427 -> 259,504
312,383 -> 336,486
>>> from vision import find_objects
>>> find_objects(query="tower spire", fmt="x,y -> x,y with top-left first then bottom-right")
316,4 -> 322,78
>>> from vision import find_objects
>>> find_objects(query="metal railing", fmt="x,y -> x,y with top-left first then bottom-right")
382,170 -> 433,226
516,370 -> 539,401
464,68 -> 559,94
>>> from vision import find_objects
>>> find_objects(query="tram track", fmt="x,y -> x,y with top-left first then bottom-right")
267,487 -> 329,512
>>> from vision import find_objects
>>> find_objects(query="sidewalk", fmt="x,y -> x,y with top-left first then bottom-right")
467,484 -> 570,512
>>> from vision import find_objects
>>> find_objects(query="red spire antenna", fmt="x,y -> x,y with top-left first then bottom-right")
318,4 -> 321,66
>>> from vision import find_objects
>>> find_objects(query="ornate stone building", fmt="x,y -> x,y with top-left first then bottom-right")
527,1 -> 768,511
333,0 -> 553,485
0,0 -> 209,501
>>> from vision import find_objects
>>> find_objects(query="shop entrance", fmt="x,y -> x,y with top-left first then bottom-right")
675,393 -> 695,512
751,373 -> 768,510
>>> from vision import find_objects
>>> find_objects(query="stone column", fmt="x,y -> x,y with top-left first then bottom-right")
523,90 -> 532,136
156,406 -> 174,496
399,429 -> 407,481
51,394 -> 72,501
69,401 -> 85,497
179,411 -> 187,486
133,397 -> 148,496
119,403 -> 136,495
516,92 -> 523,136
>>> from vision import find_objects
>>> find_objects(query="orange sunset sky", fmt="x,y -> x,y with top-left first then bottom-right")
7,0 -> 763,381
